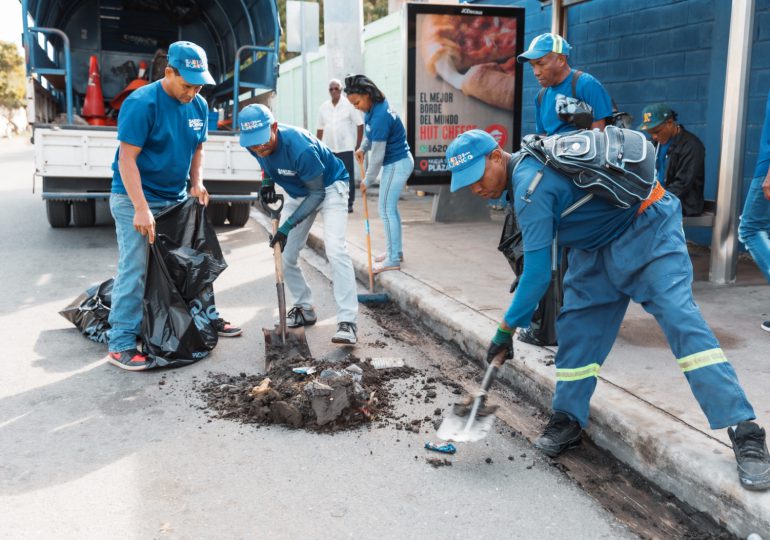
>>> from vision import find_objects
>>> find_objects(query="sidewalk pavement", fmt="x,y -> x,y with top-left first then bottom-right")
252,186 -> 770,538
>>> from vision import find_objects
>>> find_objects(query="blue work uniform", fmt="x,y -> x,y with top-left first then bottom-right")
111,80 -> 208,200
509,156 -> 755,429
535,70 -> 613,136
363,99 -> 411,165
248,124 -> 348,196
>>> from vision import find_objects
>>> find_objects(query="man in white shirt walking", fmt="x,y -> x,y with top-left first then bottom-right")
317,78 -> 364,212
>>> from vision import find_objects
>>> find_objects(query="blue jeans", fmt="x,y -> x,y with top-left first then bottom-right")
738,174 -> 770,283
378,155 -> 414,265
108,193 -> 177,353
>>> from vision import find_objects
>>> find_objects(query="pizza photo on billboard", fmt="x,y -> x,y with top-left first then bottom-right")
421,14 -> 517,110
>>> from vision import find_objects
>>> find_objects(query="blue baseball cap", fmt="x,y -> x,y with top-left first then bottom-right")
517,33 -> 572,63
167,41 -> 215,85
445,130 -> 499,192
238,104 -> 275,147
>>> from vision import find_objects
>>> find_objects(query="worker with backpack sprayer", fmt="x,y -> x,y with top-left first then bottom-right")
445,128 -> 770,492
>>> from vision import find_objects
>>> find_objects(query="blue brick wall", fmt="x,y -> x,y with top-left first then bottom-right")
469,0 -> 770,246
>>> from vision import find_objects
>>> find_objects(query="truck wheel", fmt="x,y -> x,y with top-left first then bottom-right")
46,200 -> 71,228
72,200 -> 96,227
228,202 -> 251,227
208,202 -> 228,226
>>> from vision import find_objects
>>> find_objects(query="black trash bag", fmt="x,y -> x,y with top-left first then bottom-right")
59,279 -> 114,344
527,247 -> 568,347
142,198 -> 228,367
498,203 -> 565,347
498,205 -> 524,291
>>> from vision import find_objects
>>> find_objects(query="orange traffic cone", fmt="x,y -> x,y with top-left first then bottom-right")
109,60 -> 149,111
83,55 -> 106,125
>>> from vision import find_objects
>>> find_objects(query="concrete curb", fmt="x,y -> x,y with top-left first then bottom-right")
249,208 -> 770,538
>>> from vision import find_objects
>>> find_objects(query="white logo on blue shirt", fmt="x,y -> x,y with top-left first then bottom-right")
276,168 -> 297,176
189,118 -> 204,131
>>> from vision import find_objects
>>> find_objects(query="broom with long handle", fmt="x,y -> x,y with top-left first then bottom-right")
356,156 -> 388,304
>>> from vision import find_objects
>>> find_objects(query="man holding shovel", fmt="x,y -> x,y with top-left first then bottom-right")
239,104 -> 359,344
444,129 -> 770,492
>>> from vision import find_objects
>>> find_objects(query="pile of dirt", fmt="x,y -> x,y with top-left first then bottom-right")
199,351 -> 418,432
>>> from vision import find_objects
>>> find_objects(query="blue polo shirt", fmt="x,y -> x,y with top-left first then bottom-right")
111,80 -> 208,201
364,99 -> 410,165
512,156 -> 638,252
754,91 -> 770,180
535,70 -> 613,136
249,124 -> 348,198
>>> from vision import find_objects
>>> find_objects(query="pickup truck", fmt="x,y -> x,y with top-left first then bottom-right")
21,0 -> 280,228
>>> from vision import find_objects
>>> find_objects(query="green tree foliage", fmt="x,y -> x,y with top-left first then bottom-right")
0,41 -> 25,109
274,0 -> 389,63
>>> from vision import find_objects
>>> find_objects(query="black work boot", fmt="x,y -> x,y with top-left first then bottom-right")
728,421 -> 770,491
534,411 -> 582,457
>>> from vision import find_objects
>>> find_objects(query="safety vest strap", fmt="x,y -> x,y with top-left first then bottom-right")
677,348 -> 728,373
556,363 -> 601,382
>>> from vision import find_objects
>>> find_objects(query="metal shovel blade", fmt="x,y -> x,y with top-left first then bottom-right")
436,352 -> 506,443
262,325 -> 312,368
436,401 -> 498,443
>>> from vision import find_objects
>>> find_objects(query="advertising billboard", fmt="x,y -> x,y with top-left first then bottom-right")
406,3 -> 525,184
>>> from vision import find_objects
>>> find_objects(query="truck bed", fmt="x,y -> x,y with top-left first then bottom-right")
33,125 -> 260,181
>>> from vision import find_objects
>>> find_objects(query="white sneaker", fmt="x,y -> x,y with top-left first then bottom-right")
331,322 -> 357,344
374,252 -> 404,263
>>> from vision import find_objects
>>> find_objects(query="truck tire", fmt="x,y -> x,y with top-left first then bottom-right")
46,200 -> 71,228
72,200 -> 96,227
208,202 -> 228,226
228,202 -> 251,227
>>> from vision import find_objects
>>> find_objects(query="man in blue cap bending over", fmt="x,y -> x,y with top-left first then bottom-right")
518,32 -> 613,136
108,41 -> 241,372
445,129 -> 770,492
239,104 -> 359,345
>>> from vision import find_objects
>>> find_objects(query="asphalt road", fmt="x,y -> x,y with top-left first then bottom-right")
0,138 -> 636,539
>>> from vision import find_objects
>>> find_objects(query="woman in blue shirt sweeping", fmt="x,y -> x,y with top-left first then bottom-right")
345,75 -> 414,273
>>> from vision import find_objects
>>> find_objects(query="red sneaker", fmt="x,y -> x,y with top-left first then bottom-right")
214,318 -> 243,337
108,349 -> 152,371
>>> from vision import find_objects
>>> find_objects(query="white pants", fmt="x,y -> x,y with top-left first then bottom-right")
280,180 -> 358,324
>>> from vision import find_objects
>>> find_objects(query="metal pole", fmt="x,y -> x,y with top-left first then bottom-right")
709,0 -> 754,284
30,27 -> 73,125
231,44 -> 274,128
300,2 -> 309,129
551,0 -> 564,36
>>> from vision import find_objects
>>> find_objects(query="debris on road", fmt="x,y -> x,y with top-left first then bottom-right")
426,457 -> 453,468
424,442 -> 457,454
199,353 -> 417,432
368,357 -> 406,369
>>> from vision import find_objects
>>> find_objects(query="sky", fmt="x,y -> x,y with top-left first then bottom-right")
1,0 -> 24,52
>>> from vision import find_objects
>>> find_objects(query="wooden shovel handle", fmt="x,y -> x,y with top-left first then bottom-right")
271,218 -> 284,284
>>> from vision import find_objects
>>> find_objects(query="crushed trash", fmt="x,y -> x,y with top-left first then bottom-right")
292,366 -> 317,375
368,357 -> 405,369
424,442 -> 457,454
